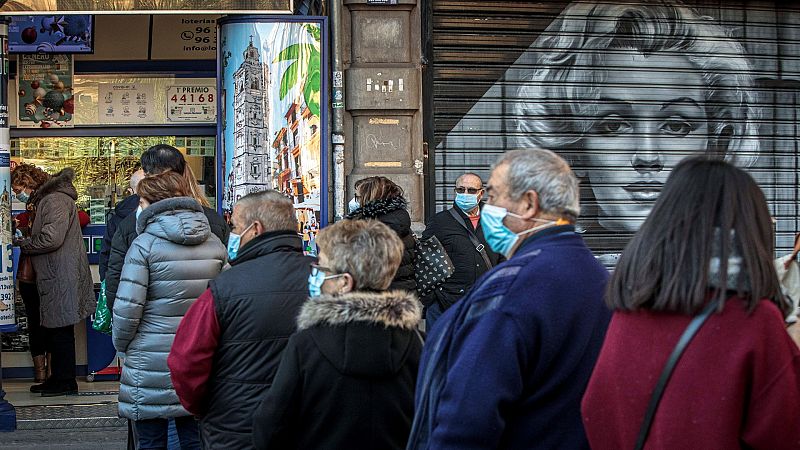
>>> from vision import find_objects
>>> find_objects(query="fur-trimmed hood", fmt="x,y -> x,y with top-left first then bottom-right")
30,167 -> 78,205
297,290 -> 422,377
345,196 -> 407,220
298,289 -> 421,331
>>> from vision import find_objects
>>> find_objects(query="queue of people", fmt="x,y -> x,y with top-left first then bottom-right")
10,142 -> 800,450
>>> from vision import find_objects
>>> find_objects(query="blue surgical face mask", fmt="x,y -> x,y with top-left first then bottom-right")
480,204 -> 556,257
308,266 -> 346,297
455,193 -> 479,212
15,191 -> 29,203
227,223 -> 254,261
348,197 -> 360,213
135,206 -> 143,223
308,270 -> 326,297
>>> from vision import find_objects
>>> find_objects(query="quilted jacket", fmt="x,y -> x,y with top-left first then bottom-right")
112,196 -> 226,420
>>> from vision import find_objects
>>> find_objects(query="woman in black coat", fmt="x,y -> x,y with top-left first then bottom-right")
346,176 -> 416,291
252,219 -> 422,450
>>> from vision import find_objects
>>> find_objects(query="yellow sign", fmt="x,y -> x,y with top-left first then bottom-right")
365,161 -> 403,168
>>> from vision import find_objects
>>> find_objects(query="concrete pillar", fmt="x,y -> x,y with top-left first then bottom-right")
340,0 -> 424,222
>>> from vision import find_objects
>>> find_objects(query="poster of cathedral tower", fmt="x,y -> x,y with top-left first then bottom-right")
219,17 -> 327,232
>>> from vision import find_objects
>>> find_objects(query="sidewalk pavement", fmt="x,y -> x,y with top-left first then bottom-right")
1,379 -> 127,448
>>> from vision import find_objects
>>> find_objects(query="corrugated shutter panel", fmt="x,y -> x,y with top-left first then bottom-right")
432,0 -> 800,257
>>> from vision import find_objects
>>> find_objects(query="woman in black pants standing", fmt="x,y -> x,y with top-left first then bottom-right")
12,164 -> 95,396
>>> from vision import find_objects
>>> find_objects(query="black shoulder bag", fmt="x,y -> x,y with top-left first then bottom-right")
633,297 -> 721,450
448,208 -> 494,270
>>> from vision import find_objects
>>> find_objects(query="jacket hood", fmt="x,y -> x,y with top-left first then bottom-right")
114,194 -> 140,219
298,290 -> 421,377
30,168 -> 78,204
137,196 -> 211,245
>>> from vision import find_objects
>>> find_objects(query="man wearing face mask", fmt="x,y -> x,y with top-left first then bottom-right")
421,173 -> 501,329
168,190 -> 314,450
407,148 -> 612,450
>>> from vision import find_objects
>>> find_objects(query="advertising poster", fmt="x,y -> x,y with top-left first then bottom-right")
219,18 -> 327,251
98,82 -> 155,124
433,1 -> 800,265
0,26 -> 14,331
8,15 -> 93,53
17,53 -> 73,128
166,84 -> 216,123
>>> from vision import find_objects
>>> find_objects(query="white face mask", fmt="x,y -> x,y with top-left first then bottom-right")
348,197 -> 360,213
135,206 -> 143,223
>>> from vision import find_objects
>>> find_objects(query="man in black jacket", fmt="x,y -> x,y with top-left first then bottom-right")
98,168 -> 143,281
422,173 -> 501,328
168,190 -> 315,450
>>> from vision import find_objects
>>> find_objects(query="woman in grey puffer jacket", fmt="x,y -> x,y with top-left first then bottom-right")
112,171 -> 226,449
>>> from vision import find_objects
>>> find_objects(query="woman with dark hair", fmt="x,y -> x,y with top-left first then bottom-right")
346,176 -> 416,291
113,171 -> 226,449
12,164 -> 95,396
581,158 -> 800,449
105,144 -> 228,312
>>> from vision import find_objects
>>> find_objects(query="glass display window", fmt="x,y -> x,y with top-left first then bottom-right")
11,135 -> 216,224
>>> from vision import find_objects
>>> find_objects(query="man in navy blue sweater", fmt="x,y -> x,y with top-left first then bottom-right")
408,148 -> 611,450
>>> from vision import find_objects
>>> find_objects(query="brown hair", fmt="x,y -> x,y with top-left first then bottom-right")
137,171 -> 193,204
183,164 -> 211,208
607,157 -> 789,317
11,163 -> 50,191
356,176 -> 404,205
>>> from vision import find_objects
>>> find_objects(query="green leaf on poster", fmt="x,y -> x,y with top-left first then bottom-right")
280,61 -> 300,100
304,70 -> 321,117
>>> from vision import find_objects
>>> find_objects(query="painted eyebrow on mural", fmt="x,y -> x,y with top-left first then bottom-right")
595,97 -> 703,112
659,97 -> 703,111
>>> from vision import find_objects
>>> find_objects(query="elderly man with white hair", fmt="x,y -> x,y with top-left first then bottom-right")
407,148 -> 612,450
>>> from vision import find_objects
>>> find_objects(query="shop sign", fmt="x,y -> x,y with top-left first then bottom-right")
151,15 -> 218,61
166,85 -> 216,123
98,83 -> 155,124
17,54 -> 74,128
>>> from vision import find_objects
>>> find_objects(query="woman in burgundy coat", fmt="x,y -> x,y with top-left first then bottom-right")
582,157 -> 800,450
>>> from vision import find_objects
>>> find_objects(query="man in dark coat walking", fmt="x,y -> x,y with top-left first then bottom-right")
422,173 -> 501,329
168,190 -> 316,450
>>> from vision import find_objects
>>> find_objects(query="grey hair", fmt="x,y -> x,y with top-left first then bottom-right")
493,148 -> 581,220
317,219 -> 403,291
130,169 -> 145,194
236,190 -> 297,232
455,173 -> 483,187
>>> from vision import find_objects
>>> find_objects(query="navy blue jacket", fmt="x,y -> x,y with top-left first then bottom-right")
98,194 -> 139,281
407,225 -> 611,450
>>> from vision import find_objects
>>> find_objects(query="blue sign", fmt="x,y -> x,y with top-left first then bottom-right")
8,15 -> 93,54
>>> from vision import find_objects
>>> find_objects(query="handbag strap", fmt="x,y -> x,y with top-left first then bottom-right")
633,297 -> 722,450
448,208 -> 493,269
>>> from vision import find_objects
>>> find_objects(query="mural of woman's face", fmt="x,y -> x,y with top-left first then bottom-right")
580,50 -> 709,232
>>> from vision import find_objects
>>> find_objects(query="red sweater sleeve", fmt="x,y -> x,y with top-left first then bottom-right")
168,288 -> 220,417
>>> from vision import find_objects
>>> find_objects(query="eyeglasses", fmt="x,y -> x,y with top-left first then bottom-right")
455,187 -> 482,194
310,264 -> 344,280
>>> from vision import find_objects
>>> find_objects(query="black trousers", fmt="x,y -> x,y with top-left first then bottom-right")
45,324 -> 76,382
19,281 -> 46,357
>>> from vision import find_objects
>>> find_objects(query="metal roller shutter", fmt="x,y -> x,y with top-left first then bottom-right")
431,0 -> 800,258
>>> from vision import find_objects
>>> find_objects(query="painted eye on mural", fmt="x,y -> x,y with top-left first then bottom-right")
593,115 -> 632,134
660,119 -> 696,136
